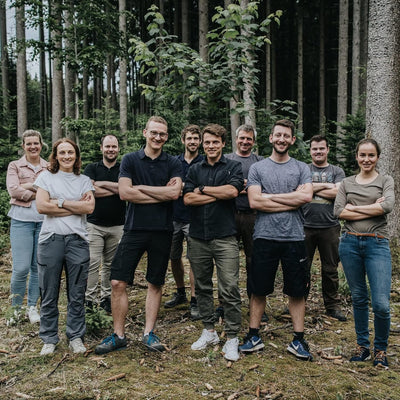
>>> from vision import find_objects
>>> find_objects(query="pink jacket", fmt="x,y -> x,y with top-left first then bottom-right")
6,155 -> 48,208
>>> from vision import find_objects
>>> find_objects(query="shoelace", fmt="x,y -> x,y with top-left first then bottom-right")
374,350 -> 386,362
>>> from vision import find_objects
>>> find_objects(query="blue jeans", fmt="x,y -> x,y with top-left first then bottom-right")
339,233 -> 391,351
10,219 -> 42,307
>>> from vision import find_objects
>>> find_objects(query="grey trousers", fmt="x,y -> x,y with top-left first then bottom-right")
37,234 -> 89,344
188,236 -> 241,337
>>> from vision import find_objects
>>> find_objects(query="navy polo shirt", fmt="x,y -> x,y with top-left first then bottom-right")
84,160 -> 126,226
173,153 -> 204,224
120,149 -> 182,231
183,155 -> 244,240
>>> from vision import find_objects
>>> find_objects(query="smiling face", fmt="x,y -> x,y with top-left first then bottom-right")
356,142 -> 379,173
22,135 -> 42,162
203,132 -> 225,164
56,142 -> 77,173
143,121 -> 168,153
310,139 -> 329,167
183,132 -> 201,155
269,125 -> 296,155
236,130 -> 255,156
101,135 -> 119,164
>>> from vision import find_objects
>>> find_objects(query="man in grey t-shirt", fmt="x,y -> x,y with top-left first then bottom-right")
303,135 -> 346,321
239,119 -> 314,361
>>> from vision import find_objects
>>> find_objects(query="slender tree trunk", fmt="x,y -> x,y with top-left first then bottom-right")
366,0 -> 400,239
82,68 -> 89,119
359,0 -> 369,111
16,2 -> 28,137
181,0 -> 189,44
336,0 -> 349,157
265,0 -> 272,110
351,0 -> 361,114
297,4 -> 303,132
198,0 -> 208,117
39,2 -> 48,130
1,1 -> 9,114
319,0 -> 326,129
119,0 -> 128,136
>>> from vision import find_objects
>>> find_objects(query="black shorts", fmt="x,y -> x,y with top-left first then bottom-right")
110,230 -> 173,286
249,239 -> 308,298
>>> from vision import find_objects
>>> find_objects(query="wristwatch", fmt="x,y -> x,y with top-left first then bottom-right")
198,185 -> 205,194
58,198 -> 65,208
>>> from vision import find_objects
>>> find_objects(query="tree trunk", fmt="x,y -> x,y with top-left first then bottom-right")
351,0 -> 361,114
297,4 -> 303,132
39,2 -> 48,130
265,0 -> 271,110
319,0 -> 326,129
16,2 -> 28,137
198,0 -> 208,63
82,68 -> 89,119
366,0 -> 400,239
119,0 -> 128,137
359,0 -> 369,111
336,0 -> 349,157
181,0 -> 189,44
1,1 -> 9,115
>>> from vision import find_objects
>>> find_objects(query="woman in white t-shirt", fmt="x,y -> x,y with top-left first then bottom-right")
6,130 -> 48,325
35,138 -> 94,356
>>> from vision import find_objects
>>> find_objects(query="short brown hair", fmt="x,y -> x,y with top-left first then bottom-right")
181,124 -> 201,141
272,119 -> 295,137
48,138 -> 82,175
145,116 -> 168,130
202,124 -> 227,143
310,134 -> 328,147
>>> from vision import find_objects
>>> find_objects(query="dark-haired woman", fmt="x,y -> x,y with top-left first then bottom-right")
334,138 -> 394,368
6,130 -> 48,325
35,139 -> 95,356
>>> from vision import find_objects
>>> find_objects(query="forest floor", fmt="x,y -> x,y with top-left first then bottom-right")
1,247 -> 400,400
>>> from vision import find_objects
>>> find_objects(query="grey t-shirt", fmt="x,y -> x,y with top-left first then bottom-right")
34,170 -> 94,242
248,157 -> 312,241
303,163 -> 345,228
334,174 -> 394,238
225,152 -> 264,210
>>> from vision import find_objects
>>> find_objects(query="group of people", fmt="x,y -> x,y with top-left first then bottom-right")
6,117 -> 394,368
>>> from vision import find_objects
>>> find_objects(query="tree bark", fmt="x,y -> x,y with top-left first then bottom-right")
319,0 -> 326,129
16,1 -> 28,137
297,3 -> 303,132
366,0 -> 400,239
38,2 -> 48,130
1,1 -> 9,114
265,0 -> 272,110
181,0 -> 189,44
119,0 -> 128,137
351,0 -> 361,114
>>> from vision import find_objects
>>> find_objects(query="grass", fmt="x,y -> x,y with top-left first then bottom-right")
0,249 -> 400,399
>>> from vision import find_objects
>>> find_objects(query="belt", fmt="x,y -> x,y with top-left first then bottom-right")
346,232 -> 385,239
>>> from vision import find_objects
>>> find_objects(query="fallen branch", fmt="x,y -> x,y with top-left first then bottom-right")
47,353 -> 70,377
106,373 -> 126,382
0,349 -> 10,354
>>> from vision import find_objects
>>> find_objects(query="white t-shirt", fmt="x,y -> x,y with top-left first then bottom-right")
34,170 -> 94,243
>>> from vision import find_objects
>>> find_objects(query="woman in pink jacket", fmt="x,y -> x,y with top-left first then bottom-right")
6,130 -> 48,324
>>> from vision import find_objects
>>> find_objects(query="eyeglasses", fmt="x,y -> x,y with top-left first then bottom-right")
148,130 -> 168,139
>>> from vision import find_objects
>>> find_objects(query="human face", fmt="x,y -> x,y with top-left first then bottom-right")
183,132 -> 201,154
236,130 -> 255,156
203,133 -> 225,164
22,136 -> 42,161
56,142 -> 76,173
356,142 -> 379,173
269,125 -> 295,155
144,121 -> 168,152
310,140 -> 329,166
101,136 -> 119,163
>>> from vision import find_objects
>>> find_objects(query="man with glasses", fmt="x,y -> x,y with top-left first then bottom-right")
95,116 -> 182,354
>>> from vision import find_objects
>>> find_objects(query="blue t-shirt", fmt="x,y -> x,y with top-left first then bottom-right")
120,149 -> 182,231
248,157 -> 312,241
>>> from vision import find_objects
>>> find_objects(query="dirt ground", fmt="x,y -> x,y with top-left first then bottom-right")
1,248 -> 400,400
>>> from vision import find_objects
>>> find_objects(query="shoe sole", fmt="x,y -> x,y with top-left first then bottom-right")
142,343 -> 166,352
94,345 -> 127,355
164,301 -> 188,309
191,339 -> 220,351
287,346 -> 313,360
239,343 -> 265,353
350,356 -> 371,362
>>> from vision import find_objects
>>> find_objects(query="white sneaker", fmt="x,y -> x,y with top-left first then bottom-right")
40,343 -> 56,356
222,337 -> 240,361
191,329 -> 220,351
27,306 -> 40,324
69,338 -> 87,354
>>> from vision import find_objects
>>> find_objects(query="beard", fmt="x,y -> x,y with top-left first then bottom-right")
272,142 -> 291,155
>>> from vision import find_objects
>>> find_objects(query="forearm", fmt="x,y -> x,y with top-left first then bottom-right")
249,195 -> 297,212
95,181 -> 119,194
37,200 -> 73,216
93,186 -> 116,198
201,185 -> 238,200
312,183 -> 338,199
184,192 -> 216,206
62,199 -> 95,215
346,203 -> 385,217
138,182 -> 181,202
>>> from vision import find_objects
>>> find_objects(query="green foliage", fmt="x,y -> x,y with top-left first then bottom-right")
5,305 -> 25,327
85,307 -> 113,335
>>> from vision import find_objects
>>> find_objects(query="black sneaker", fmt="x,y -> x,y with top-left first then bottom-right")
326,309 -> 347,321
373,349 -> 389,368
95,333 -> 127,355
350,345 -> 371,362
164,292 -> 188,308
100,297 -> 112,313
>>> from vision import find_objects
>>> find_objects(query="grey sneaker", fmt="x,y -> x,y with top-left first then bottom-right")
142,330 -> 166,352
69,338 -> 87,354
40,343 -> 56,356
191,329 -> 220,351
222,337 -> 240,361
27,306 -> 40,324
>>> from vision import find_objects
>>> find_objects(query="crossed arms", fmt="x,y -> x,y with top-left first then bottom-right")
183,184 -> 239,206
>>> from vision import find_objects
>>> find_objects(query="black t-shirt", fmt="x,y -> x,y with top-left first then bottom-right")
84,160 -> 126,226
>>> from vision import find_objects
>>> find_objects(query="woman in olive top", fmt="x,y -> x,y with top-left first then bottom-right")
334,138 -> 394,368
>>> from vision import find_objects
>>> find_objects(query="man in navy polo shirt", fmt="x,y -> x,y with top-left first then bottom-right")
95,116 -> 182,354
84,135 -> 126,313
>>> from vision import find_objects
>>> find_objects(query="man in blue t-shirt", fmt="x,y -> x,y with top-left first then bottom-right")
240,119 -> 314,361
95,116 -> 182,354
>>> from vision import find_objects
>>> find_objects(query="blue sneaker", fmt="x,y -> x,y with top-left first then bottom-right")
287,339 -> 313,361
95,333 -> 127,355
350,345 -> 371,362
373,349 -> 388,368
142,330 -> 166,352
239,335 -> 265,353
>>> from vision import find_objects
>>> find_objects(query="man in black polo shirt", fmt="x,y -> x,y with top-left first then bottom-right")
84,135 -> 126,313
95,116 -> 182,354
183,123 -> 243,362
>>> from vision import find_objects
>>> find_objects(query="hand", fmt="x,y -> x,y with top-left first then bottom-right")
80,192 -> 93,202
344,203 -> 356,211
376,196 -> 385,203
166,177 -> 178,186
296,184 -> 306,191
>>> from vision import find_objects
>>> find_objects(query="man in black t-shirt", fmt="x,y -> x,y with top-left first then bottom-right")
84,135 -> 126,313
